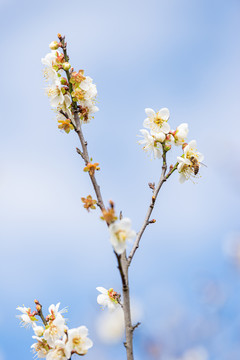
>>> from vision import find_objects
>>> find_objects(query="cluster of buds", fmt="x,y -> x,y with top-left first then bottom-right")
41,34 -> 98,133
138,107 -> 204,183
16,301 -> 93,359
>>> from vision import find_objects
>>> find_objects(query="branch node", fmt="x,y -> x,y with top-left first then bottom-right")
76,147 -> 84,159
132,322 -> 141,332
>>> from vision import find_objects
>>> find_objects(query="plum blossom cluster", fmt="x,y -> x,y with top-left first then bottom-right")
138,108 -> 204,183
41,34 -> 98,134
16,300 -> 93,359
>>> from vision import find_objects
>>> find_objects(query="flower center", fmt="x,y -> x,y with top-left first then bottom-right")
154,114 -> 164,126
73,336 -> 82,347
115,230 -> 127,242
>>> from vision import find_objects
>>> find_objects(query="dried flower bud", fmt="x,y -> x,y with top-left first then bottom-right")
83,163 -> 100,176
81,195 -> 97,212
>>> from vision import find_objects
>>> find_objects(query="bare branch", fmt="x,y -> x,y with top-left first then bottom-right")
127,152 -> 173,266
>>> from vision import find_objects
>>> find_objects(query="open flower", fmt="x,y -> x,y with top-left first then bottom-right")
109,218 -> 136,254
177,140 -> 204,183
31,337 -> 50,358
65,326 -> 93,356
44,313 -> 67,347
16,306 -> 37,328
41,51 -> 59,83
138,129 -> 163,159
143,108 -> 170,134
96,287 -> 120,311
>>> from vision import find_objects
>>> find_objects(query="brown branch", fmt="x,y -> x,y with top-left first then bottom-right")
59,35 -> 135,360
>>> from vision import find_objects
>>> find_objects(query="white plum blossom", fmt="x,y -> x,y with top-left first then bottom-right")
174,123 -> 189,146
138,129 -> 163,159
16,306 -> 37,328
96,287 -> 120,311
177,140 -> 204,183
44,313 -> 67,347
31,336 -> 50,358
46,340 -> 71,360
109,218 -> 136,255
143,107 -> 170,134
65,326 -> 93,356
77,76 -> 99,121
41,51 -> 59,83
46,82 -> 65,108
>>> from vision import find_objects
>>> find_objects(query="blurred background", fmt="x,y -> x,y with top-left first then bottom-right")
1,0 -> 240,359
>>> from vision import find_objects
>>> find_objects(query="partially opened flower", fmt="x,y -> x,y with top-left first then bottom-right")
143,107 -> 170,134
109,218 -> 136,254
96,287 -> 120,311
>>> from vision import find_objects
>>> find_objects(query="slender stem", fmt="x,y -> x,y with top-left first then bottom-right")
121,253 -> 134,360
38,308 -> 47,326
128,152 -> 170,266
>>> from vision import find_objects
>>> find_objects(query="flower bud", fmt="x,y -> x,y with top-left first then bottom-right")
61,77 -> 68,85
36,304 -> 41,312
62,62 -> 71,71
33,325 -> 45,337
164,144 -> 171,151
49,41 -> 59,50
154,132 -> 165,142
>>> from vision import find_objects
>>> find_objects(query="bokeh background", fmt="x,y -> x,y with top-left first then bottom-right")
1,0 -> 240,359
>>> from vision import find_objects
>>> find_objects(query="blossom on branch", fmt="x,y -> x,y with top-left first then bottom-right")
16,306 -> 37,328
138,129 -> 163,159
177,140 -> 204,183
143,107 -> 170,134
109,218 -> 136,254
96,287 -> 120,311
66,326 -> 93,355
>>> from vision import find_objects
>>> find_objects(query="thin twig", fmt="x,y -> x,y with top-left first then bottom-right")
128,152 -> 171,266
38,308 -> 47,326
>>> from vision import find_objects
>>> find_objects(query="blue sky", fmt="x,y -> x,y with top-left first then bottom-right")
1,0 -> 240,359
